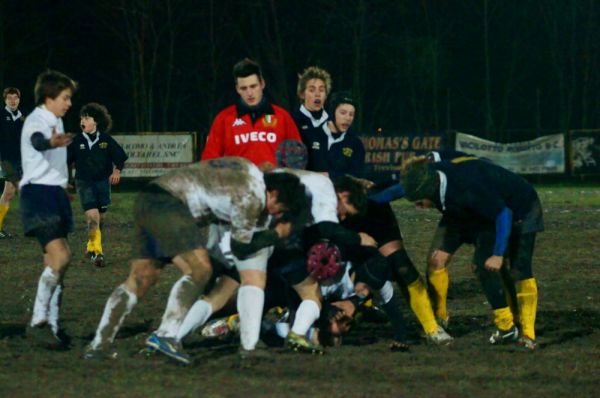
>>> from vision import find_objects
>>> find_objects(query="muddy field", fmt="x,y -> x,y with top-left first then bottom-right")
0,186 -> 599,397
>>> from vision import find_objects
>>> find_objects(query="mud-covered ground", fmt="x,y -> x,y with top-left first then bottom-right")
1,186 -> 599,397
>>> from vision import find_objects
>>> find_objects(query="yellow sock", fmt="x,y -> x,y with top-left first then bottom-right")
493,307 -> 515,331
500,267 -> 519,324
407,278 -> 438,334
516,278 -> 538,339
428,267 -> 449,322
88,228 -> 99,254
86,239 -> 94,253
0,203 -> 9,230
95,229 -> 103,255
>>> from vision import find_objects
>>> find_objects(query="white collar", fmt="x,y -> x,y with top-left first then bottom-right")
437,170 -> 447,211
5,106 -> 22,121
322,123 -> 346,150
299,105 -> 329,128
83,131 -> 100,148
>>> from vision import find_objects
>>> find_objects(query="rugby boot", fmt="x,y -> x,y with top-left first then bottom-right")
201,314 -> 239,338
425,325 -> 453,345
93,254 -> 105,268
285,331 -> 324,354
489,325 -> 519,345
0,229 -> 12,239
515,335 -> 537,351
82,345 -> 118,360
145,334 -> 191,365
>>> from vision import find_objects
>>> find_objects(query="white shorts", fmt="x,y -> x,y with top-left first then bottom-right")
208,223 -> 273,272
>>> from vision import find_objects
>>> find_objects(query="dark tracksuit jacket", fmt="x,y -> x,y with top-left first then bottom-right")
67,132 -> 128,181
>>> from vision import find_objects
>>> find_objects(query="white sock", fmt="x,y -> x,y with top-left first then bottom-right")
176,299 -> 213,342
31,267 -> 60,326
90,284 -> 137,349
291,300 -> 320,336
275,322 -> 290,338
48,283 -> 64,334
155,276 -> 200,338
237,285 -> 264,350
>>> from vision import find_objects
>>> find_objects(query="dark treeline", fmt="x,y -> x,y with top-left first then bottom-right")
1,0 -> 598,141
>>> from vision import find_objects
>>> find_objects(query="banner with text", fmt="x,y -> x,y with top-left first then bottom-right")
455,132 -> 565,174
569,130 -> 600,175
113,133 -> 196,177
359,132 -> 445,182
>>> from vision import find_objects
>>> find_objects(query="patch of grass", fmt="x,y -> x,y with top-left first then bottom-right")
1,186 -> 599,397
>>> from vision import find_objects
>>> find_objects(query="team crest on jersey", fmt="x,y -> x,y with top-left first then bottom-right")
312,142 -> 320,150
79,144 -> 86,149
342,147 -> 353,157
232,118 -> 246,127
262,114 -> 278,127
99,142 -> 108,149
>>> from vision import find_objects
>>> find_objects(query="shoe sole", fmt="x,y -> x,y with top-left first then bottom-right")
146,339 -> 191,365
285,341 -> 324,355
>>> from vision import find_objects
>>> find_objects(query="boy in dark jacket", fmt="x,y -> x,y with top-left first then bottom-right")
67,103 -> 127,267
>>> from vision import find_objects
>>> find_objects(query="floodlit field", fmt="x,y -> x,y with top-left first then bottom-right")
0,186 -> 599,397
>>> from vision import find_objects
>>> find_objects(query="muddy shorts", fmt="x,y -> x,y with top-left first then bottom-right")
132,184 -> 208,266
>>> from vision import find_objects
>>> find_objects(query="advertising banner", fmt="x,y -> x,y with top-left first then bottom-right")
455,132 -> 565,174
359,132 -> 445,182
113,133 -> 196,177
569,130 -> 600,175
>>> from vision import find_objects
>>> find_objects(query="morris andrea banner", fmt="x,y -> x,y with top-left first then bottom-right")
359,131 -> 445,182
455,132 -> 565,174
113,133 -> 196,177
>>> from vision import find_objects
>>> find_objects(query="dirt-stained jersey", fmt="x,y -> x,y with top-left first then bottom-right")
153,157 -> 267,244
275,168 -> 338,224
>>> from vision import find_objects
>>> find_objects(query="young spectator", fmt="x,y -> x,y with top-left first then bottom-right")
0,87 -> 26,238
292,66 -> 332,169
303,91 -> 365,179
201,58 -> 301,171
67,103 -> 128,267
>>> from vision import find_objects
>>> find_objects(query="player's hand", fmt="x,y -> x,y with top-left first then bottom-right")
484,255 -> 503,272
274,221 -> 293,239
359,232 -> 377,247
109,169 -> 121,185
50,129 -> 73,148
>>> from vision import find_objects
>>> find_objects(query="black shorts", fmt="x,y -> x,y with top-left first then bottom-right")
342,201 -> 403,246
76,179 -> 111,212
0,160 -> 22,184
268,247 -> 309,286
132,184 -> 208,266
431,217 -> 536,278
20,184 -> 73,247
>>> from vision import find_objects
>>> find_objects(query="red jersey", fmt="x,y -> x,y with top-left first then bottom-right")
201,103 -> 301,168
